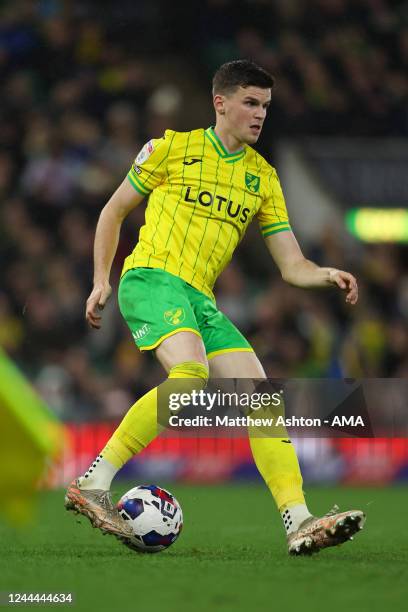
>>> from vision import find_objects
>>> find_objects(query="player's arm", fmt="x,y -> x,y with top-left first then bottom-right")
86,179 -> 144,329
264,231 -> 358,304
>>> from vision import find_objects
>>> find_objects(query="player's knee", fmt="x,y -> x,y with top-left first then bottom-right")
159,362 -> 208,421
168,361 -> 209,387
167,361 -> 209,399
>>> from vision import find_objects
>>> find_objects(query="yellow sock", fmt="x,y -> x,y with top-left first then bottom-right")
249,436 -> 306,511
248,387 -> 306,512
102,361 -> 209,469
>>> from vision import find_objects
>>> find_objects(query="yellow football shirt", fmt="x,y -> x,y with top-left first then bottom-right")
122,127 -> 290,299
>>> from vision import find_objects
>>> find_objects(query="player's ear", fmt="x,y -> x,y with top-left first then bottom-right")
213,94 -> 226,115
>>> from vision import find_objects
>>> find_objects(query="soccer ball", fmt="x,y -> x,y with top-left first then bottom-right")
117,484 -> 183,553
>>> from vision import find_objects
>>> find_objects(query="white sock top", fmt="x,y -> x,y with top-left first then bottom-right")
281,504 -> 312,535
78,455 -> 118,491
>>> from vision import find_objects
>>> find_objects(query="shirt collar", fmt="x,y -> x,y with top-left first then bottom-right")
205,127 -> 246,163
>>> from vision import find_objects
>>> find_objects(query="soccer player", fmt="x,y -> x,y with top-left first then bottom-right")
65,60 -> 365,555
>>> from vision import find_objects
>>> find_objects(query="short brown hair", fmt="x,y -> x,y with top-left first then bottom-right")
212,60 -> 275,95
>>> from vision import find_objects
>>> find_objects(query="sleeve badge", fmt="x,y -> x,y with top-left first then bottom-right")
134,140 -> 155,165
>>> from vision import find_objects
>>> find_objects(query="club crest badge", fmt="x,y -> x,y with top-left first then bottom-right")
164,308 -> 185,325
245,172 -> 260,193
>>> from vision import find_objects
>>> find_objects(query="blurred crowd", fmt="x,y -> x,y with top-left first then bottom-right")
1,0 -> 407,421
182,0 -> 408,137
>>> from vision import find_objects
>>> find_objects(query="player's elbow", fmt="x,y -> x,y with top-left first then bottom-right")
101,195 -> 132,224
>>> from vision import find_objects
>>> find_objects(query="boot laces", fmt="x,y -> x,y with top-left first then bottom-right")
98,491 -> 114,511
325,504 -> 340,517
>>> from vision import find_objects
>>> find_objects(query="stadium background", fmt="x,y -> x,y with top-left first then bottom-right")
1,0 -> 408,490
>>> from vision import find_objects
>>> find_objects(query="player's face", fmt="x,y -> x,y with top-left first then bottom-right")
222,86 -> 271,145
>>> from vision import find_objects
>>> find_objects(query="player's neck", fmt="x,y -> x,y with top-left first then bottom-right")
213,125 -> 244,154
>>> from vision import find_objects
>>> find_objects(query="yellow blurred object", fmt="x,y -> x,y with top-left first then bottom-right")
0,348 -> 64,525
346,208 -> 408,243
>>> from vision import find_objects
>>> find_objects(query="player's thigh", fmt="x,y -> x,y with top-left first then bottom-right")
155,331 -> 208,373
185,284 -> 255,364
209,350 -> 266,379
119,268 -> 206,369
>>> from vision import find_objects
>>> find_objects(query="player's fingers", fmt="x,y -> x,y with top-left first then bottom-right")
86,298 -> 100,318
336,271 -> 356,289
86,290 -> 102,326
333,272 -> 347,290
346,284 -> 359,305
87,314 -> 101,328
343,274 -> 358,304
331,271 -> 359,305
86,286 -> 111,327
86,308 -> 101,327
88,317 -> 101,329
86,304 -> 101,319
97,287 -> 112,310
97,294 -> 106,310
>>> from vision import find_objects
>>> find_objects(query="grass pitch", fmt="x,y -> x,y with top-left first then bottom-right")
0,484 -> 407,611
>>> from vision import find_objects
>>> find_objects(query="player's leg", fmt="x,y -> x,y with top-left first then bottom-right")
208,352 -> 311,530
65,269 -> 209,538
209,351 -> 365,554
65,330 -> 208,538
187,282 -> 315,545
95,331 -> 208,480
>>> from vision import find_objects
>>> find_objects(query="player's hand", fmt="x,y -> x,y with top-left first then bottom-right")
328,269 -> 358,305
86,282 -> 112,329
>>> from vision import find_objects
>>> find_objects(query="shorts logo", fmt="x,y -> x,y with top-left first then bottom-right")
164,308 -> 185,325
134,140 -> 154,165
245,172 -> 260,193
132,324 -> 150,341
